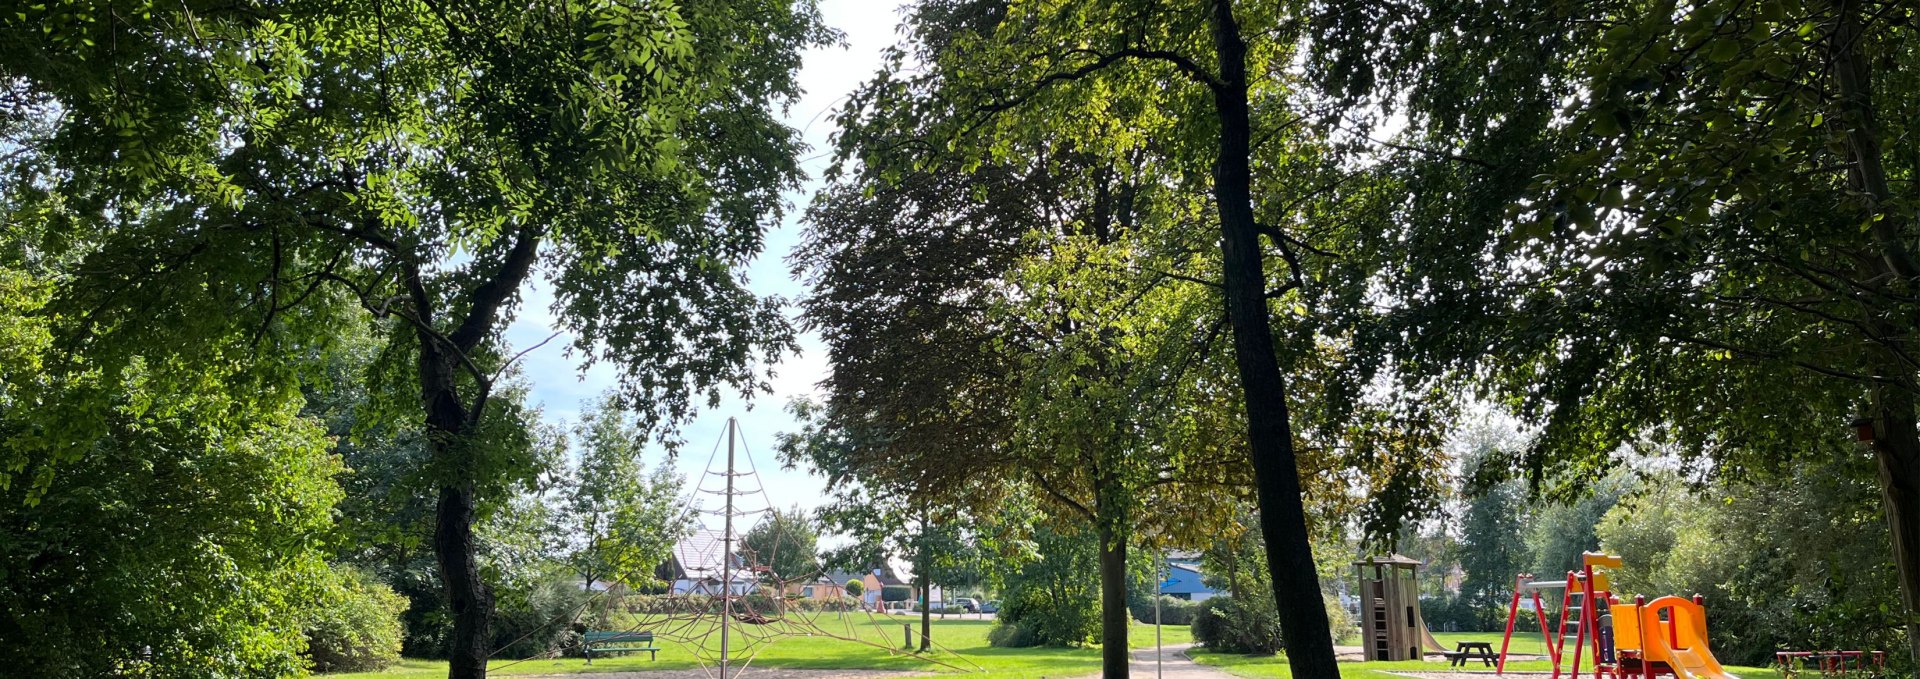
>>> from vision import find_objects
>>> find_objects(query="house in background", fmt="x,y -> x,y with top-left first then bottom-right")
665,529 -> 759,595
816,565 -> 943,609
785,573 -> 848,601
1158,555 -> 1224,601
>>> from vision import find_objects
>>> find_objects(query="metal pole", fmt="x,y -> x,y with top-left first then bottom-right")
1155,552 -> 1164,679
721,418 -> 736,679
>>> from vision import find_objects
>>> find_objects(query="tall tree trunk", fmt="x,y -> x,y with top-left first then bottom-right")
918,525 -> 933,653
421,349 -> 491,679
1869,387 -> 1920,666
1098,521 -> 1130,679
1833,0 -> 1920,663
437,481 -> 491,678
1205,1 -> 1338,677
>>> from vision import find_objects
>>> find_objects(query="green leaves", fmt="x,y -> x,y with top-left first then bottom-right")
1317,0 -> 1917,507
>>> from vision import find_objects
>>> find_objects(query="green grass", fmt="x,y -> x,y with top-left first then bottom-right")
1432,632 -> 1549,656
332,615 -> 1192,679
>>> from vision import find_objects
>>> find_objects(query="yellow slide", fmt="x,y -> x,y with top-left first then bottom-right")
1636,596 -> 1739,679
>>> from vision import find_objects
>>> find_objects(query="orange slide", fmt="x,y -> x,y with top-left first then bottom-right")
1611,596 -> 1739,679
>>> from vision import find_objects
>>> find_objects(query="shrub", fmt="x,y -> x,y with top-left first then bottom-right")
994,573 -> 1098,647
1130,595 -> 1199,626
880,584 -> 913,602
987,621 -> 1040,648
991,526 -> 1099,647
1192,595 -> 1282,654
491,575 -> 597,659
306,566 -> 407,673
845,579 -> 865,597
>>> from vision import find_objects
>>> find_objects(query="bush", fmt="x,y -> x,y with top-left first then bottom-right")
306,566 -> 407,673
845,579 -> 865,597
991,527 -> 1099,647
880,584 -> 913,602
491,575 -> 597,659
994,577 -> 1098,647
1192,595 -> 1283,654
1130,595 -> 1199,626
987,621 -> 1040,647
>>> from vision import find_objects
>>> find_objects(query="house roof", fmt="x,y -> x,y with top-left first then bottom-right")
672,529 -> 756,582
1352,553 -> 1423,567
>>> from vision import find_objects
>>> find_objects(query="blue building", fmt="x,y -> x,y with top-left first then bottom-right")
1158,558 -> 1223,601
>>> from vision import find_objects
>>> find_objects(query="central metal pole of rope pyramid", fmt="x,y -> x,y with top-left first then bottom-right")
720,417 -> 737,679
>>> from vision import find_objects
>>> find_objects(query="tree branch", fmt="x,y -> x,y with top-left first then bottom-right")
450,225 -> 542,354
968,46 -> 1223,138
1031,471 -> 1096,521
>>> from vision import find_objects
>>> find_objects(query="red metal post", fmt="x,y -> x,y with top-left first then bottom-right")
1536,588 -> 1558,671
1499,576 -> 1525,675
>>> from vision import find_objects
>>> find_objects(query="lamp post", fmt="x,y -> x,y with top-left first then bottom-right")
1155,552 -> 1164,679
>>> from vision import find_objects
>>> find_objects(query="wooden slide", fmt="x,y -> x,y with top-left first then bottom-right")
1421,624 -> 1451,655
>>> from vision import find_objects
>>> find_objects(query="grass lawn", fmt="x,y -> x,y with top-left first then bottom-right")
1432,632 -> 1548,656
332,616 -> 1192,679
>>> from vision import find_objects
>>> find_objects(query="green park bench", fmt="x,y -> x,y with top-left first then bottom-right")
584,630 -> 660,663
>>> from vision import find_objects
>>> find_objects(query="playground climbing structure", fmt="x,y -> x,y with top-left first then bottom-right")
1498,552 -> 1737,679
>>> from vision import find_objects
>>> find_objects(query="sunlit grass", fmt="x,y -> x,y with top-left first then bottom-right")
330,615 -> 1191,678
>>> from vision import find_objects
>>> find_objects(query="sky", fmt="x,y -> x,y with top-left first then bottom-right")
500,0 -> 912,522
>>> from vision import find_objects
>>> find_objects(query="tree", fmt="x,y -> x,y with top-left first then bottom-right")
1309,0 -> 1920,659
0,267 -> 347,677
817,0 -> 1498,673
1458,479 -> 1531,630
2,2 -> 831,676
994,525 -> 1103,647
742,506 -> 821,583
778,398 -> 1009,652
845,579 -> 865,598
1597,462 -> 1904,664
564,397 -> 689,591
1526,474 -> 1629,581
1453,419 -> 1535,628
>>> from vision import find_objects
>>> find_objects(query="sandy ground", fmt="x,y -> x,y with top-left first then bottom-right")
1388,672 -> 1558,679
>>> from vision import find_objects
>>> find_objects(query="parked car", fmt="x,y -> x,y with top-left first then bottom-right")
979,600 -> 999,614
954,597 -> 981,613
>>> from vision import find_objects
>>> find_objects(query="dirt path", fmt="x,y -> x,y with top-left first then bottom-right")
1116,643 -> 1238,679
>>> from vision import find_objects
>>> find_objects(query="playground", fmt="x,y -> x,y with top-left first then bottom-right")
1307,552 -> 1879,679
328,550 -> 1853,679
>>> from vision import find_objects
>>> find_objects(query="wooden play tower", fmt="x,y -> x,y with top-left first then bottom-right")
1355,554 -> 1429,661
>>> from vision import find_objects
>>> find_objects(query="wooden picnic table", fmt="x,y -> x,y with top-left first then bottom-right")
1449,641 -> 1497,667
1774,650 -> 1886,677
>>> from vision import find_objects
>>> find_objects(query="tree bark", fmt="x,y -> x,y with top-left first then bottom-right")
1098,521 -> 1131,679
918,527 -> 933,653
412,228 -> 541,679
1205,1 -> 1339,677
1832,0 -> 1920,663
422,347 -> 491,679
437,481 -> 491,678
1869,387 -> 1920,667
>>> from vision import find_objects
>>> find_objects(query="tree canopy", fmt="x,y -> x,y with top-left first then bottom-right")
3,1 -> 831,676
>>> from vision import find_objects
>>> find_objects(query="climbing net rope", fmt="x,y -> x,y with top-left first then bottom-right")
489,419 -> 981,678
